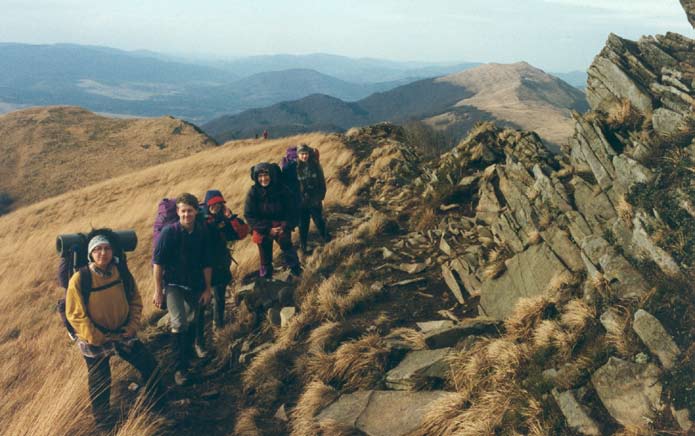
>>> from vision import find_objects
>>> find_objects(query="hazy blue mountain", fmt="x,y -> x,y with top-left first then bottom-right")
550,70 -> 588,88
0,44 -> 413,122
203,62 -> 588,148
211,53 -> 481,83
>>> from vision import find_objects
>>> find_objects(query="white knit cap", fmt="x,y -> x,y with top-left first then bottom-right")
88,234 -> 111,254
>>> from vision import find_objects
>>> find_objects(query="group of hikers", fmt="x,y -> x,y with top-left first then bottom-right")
62,143 -> 329,428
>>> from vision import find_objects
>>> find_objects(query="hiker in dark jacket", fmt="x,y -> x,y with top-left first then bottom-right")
66,230 -> 161,429
197,189 -> 249,332
295,144 -> 330,253
152,193 -> 213,385
244,162 -> 301,278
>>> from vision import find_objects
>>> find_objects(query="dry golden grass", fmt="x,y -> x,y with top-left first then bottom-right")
233,407 -> 263,436
617,195 -> 635,226
606,99 -> 644,130
289,380 -> 339,436
325,333 -> 390,391
0,106 -> 217,209
504,295 -> 554,340
385,327 -> 427,350
602,306 -> 634,357
0,131 -> 357,434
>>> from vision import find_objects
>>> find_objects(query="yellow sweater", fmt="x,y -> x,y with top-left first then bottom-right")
65,264 -> 143,346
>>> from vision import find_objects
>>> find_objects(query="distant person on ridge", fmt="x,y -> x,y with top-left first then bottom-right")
263,129 -> 268,140
197,189 -> 249,334
244,162 -> 301,279
66,230 -> 161,429
295,144 -> 330,253
152,193 -> 213,386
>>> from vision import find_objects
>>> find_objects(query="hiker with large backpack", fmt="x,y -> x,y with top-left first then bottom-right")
244,162 -> 301,279
64,229 -> 161,429
294,144 -> 330,253
197,189 -> 249,333
152,193 -> 213,386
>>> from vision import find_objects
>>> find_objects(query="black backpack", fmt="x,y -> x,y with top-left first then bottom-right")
56,231 -> 135,340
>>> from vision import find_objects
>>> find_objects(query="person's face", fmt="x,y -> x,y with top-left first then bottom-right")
209,203 -> 223,215
258,172 -> 271,187
298,151 -> 310,162
177,203 -> 198,227
91,244 -> 113,269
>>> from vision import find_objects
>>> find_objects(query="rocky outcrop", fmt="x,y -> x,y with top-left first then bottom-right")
681,0 -> 695,28
317,390 -> 457,436
592,357 -> 663,429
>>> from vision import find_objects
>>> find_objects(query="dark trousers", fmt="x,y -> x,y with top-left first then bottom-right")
299,203 -> 328,248
257,232 -> 299,278
84,340 -> 160,420
194,283 -> 227,346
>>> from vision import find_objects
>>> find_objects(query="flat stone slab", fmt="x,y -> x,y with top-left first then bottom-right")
317,390 -> 457,436
552,389 -> 601,435
441,264 -> 465,304
424,317 -> 501,349
480,243 -> 568,320
591,357 -> 662,429
385,348 -> 453,390
632,309 -> 680,369
416,320 -> 455,333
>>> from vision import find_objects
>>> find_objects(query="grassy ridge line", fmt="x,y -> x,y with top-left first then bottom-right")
0,132 -> 355,435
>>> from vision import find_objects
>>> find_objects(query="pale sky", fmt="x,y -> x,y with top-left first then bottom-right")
0,0 -> 692,71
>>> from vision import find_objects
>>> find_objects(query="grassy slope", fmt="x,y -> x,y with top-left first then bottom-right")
0,106 -> 217,210
0,132 -> 355,435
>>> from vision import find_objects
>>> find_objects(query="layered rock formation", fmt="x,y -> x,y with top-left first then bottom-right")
220,4 -> 695,435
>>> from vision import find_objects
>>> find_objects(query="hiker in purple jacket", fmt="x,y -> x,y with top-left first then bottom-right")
152,193 -> 213,386
244,162 -> 301,278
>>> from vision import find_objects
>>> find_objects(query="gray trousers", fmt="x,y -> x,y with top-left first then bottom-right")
166,285 -> 199,333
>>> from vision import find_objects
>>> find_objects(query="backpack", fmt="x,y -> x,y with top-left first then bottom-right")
56,231 -> 135,340
281,146 -> 320,170
152,198 -> 178,261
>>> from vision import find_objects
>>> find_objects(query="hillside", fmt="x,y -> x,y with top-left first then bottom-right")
203,62 -> 587,150
434,62 -> 588,148
0,106 -> 217,210
0,131 -> 356,436
1,4 -> 694,435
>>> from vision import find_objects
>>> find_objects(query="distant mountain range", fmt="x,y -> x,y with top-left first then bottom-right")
203,62 -> 588,150
0,43 -> 585,123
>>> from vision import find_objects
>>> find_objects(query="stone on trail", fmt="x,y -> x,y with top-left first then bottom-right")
591,357 -> 663,429
423,317 -> 501,349
385,348 -> 453,390
416,320 -> 455,333
479,243 -> 568,320
280,307 -> 297,328
317,390 -> 457,436
398,263 -> 427,274
552,389 -> 602,436
632,309 -> 680,370
441,264 -> 465,304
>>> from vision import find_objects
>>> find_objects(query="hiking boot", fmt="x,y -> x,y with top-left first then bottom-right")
194,342 -> 208,359
174,369 -> 190,386
290,266 -> 302,278
322,232 -> 332,243
266,308 -> 281,326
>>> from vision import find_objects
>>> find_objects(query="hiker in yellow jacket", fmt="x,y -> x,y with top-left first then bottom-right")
66,230 -> 160,429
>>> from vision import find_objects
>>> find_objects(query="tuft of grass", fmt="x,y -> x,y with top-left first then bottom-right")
289,380 -> 340,436
326,333 -> 391,391
234,408 -> 263,436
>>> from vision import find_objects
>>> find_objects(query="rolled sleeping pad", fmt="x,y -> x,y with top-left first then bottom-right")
56,230 -> 138,257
